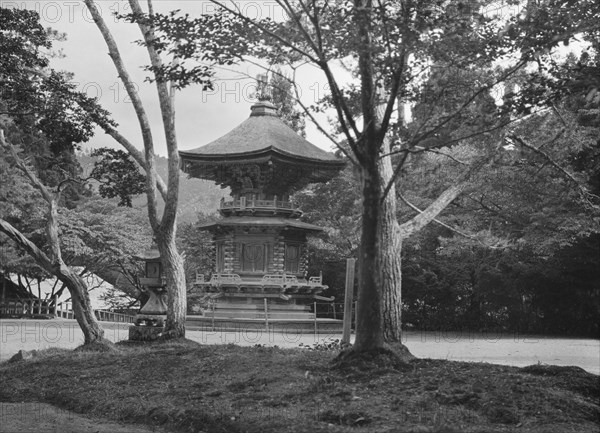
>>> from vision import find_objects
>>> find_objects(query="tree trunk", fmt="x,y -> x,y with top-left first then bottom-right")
58,266 -> 104,344
0,218 -> 105,344
377,140 -> 404,343
354,158 -> 385,352
157,231 -> 186,338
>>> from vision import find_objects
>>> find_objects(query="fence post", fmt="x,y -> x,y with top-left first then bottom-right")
314,301 -> 318,337
332,302 -> 337,320
342,258 -> 356,345
211,300 -> 215,331
264,298 -> 269,333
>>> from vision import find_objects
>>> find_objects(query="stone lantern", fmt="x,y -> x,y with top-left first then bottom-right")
128,244 -> 168,341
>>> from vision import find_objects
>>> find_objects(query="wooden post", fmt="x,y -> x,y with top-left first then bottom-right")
314,301 -> 318,336
264,298 -> 269,332
211,300 -> 215,331
342,258 -> 356,345
332,302 -> 337,320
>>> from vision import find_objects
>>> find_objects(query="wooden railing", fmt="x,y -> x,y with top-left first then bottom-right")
94,309 -> 136,323
220,197 -> 295,210
0,298 -> 57,316
194,272 -> 325,288
0,298 -> 135,323
56,302 -> 135,323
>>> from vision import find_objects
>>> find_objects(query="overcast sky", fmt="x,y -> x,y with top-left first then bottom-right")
5,0 -> 341,156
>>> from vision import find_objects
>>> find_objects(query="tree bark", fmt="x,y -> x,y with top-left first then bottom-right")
156,231 -> 187,337
354,158 -> 384,351
57,265 -> 104,343
377,140 -> 404,343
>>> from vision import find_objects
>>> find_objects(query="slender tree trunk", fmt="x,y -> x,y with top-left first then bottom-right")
58,266 -> 104,344
0,218 -> 105,344
84,0 -> 188,339
156,231 -> 186,338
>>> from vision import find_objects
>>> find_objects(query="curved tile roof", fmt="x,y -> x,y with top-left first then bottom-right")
179,102 -> 344,166
197,216 -> 323,232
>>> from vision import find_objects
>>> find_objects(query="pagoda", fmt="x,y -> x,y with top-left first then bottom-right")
180,101 -> 345,321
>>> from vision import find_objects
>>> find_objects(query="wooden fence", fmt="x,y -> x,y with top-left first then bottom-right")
0,298 -> 135,323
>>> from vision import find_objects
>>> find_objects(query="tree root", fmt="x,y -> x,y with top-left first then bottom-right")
332,343 -> 416,372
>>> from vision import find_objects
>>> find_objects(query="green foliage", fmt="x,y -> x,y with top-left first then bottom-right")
0,8 -> 114,152
263,69 -> 307,135
1,7 -> 115,209
89,148 -> 146,207
58,196 -> 151,274
117,9 -> 251,90
293,165 -> 360,298
177,213 -> 218,287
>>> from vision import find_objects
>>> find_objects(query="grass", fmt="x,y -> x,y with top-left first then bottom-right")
0,339 -> 598,433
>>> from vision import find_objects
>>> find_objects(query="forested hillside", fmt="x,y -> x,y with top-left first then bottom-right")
79,153 -> 226,223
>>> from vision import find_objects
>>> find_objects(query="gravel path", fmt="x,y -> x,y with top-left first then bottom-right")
1,318 -> 598,374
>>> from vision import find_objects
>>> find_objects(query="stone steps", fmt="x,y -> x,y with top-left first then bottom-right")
186,315 -> 343,334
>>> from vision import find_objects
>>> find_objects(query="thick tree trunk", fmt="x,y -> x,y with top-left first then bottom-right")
157,232 -> 187,338
354,158 -> 385,352
377,141 -> 404,343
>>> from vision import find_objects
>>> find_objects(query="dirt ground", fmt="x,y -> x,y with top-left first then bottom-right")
0,402 -> 170,433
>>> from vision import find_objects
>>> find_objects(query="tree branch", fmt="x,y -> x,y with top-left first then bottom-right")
398,143 -> 503,238
398,193 -> 504,249
509,133 -> 600,208
103,127 -> 168,200
0,219 -> 53,273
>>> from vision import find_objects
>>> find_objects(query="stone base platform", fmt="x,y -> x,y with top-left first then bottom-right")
128,325 -> 165,341
186,315 -> 343,335
129,314 -> 167,341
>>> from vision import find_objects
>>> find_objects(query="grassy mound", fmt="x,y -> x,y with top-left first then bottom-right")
1,343 -> 598,433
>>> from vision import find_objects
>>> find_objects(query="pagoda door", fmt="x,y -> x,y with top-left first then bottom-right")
241,244 -> 265,272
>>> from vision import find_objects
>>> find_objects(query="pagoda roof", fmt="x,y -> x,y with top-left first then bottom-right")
179,102 -> 345,169
198,216 -> 323,232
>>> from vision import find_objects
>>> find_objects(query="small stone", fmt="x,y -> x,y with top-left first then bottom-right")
8,350 -> 37,363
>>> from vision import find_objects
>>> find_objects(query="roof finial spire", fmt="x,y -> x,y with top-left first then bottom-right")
255,73 -> 272,102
